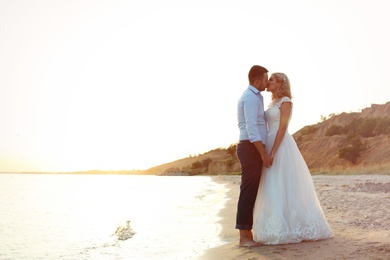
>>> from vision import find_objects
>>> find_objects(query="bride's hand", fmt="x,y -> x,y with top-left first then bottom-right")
270,153 -> 275,165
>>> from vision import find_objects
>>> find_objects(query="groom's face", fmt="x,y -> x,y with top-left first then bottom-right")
257,73 -> 269,91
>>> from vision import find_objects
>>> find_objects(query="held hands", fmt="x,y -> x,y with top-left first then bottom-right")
262,153 -> 273,168
254,141 -> 273,168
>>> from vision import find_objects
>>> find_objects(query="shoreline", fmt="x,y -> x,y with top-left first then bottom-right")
202,175 -> 390,260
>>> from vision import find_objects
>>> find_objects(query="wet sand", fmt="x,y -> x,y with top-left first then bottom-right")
202,175 -> 390,260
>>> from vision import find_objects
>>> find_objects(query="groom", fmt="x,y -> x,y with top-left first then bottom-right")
236,65 -> 271,247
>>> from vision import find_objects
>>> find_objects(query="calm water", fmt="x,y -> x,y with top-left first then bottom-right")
0,174 -> 229,259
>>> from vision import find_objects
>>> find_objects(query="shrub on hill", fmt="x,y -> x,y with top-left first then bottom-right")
300,125 -> 319,136
191,158 -> 212,170
326,117 -> 390,137
338,135 -> 368,164
325,125 -> 343,136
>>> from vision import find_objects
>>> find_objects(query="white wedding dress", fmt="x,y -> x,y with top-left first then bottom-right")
253,97 -> 333,245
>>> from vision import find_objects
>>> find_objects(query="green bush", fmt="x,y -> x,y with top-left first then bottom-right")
343,118 -> 360,136
300,125 -> 319,135
191,158 -> 212,170
327,117 -> 390,138
325,125 -> 343,136
338,136 -> 368,164
191,161 -> 202,169
360,118 -> 377,137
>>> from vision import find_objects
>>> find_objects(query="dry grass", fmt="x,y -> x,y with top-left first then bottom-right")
311,162 -> 390,175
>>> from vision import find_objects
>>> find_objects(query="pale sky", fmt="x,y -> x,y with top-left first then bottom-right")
1,0 -> 389,172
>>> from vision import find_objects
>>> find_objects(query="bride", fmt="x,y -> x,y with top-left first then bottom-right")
253,73 -> 334,245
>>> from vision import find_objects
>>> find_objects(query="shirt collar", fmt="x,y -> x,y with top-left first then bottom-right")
248,85 -> 260,94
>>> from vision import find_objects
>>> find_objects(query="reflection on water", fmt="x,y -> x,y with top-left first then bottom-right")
0,174 -> 229,259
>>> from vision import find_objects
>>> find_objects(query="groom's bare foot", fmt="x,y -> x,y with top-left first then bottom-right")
239,229 -> 262,247
239,239 -> 262,247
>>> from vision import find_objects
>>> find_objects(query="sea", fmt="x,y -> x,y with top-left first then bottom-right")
0,174 -> 229,259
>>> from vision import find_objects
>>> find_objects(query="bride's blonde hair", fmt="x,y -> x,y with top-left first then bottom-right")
272,73 -> 292,100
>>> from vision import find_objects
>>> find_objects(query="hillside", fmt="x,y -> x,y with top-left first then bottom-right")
293,101 -> 390,173
143,101 -> 390,175
142,148 -> 239,175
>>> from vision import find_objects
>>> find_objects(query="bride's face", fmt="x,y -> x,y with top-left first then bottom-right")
266,75 -> 282,93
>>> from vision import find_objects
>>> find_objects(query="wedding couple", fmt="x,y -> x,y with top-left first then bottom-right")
236,65 -> 334,246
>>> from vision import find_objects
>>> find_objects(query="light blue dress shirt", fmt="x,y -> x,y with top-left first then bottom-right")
237,85 -> 267,144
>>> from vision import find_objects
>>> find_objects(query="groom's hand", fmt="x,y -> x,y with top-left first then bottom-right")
253,141 -> 272,168
262,154 -> 272,168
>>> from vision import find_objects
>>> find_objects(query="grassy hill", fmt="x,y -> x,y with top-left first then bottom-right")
142,147 -> 239,175
293,101 -> 390,174
142,101 -> 390,175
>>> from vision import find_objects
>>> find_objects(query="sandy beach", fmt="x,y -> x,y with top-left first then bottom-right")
202,175 -> 390,260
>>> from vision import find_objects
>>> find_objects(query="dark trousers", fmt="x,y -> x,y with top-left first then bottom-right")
235,142 -> 263,230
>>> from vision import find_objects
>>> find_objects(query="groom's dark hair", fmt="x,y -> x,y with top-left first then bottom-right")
248,65 -> 268,84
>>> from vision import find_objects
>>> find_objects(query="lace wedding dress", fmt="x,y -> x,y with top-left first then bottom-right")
253,97 -> 333,245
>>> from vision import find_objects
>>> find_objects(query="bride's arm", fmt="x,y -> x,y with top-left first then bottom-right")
270,102 -> 292,158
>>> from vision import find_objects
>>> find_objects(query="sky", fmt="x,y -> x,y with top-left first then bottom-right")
1,0 -> 390,172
